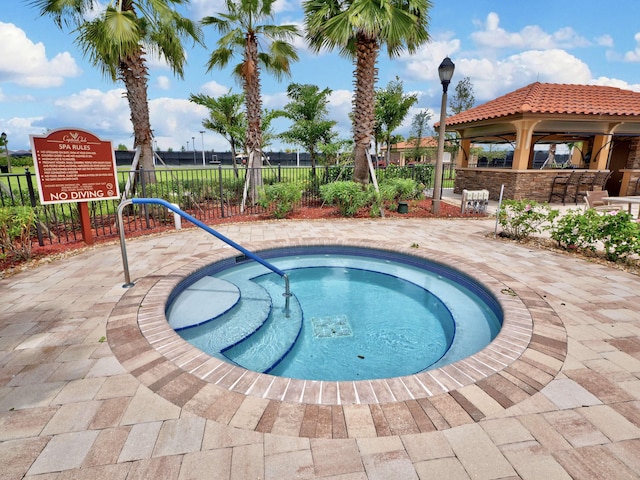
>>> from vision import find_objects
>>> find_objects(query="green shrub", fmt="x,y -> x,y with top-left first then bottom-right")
380,163 -> 433,186
596,210 -> 640,261
498,199 -> 559,240
548,208 -> 640,261
220,176 -> 245,203
326,165 -> 354,183
258,183 -> 303,219
379,178 -> 420,203
550,208 -> 601,251
0,206 -> 36,260
320,181 -> 370,216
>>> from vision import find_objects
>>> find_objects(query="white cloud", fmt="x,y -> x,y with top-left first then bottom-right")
590,76 -> 640,92
596,34 -> 614,48
326,89 -> 354,140
49,88 -> 131,137
263,91 -> 289,109
148,97 -> 228,150
461,50 -> 591,100
190,0 -> 298,19
0,116 -> 47,152
156,76 -> 171,90
401,30 -> 592,102
471,12 -> 590,51
623,32 -> 640,62
0,22 -> 81,88
200,80 -> 233,97
403,38 -> 462,86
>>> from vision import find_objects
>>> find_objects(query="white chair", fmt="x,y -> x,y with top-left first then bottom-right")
584,190 -> 621,213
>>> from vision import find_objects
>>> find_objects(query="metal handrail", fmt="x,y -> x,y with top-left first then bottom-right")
117,198 -> 291,314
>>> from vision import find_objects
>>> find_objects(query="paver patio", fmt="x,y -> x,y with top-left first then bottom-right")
1,214 -> 639,479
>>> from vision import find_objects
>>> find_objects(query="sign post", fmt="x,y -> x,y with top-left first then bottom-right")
30,128 -> 120,245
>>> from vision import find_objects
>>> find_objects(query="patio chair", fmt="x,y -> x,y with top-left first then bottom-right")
549,171 -> 582,204
575,171 -> 597,204
548,172 -> 572,203
591,171 -> 612,191
584,190 -> 621,213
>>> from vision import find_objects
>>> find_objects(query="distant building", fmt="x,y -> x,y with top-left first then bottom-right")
382,137 -> 438,166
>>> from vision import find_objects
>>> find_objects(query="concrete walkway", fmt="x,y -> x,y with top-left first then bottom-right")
1,215 -> 640,479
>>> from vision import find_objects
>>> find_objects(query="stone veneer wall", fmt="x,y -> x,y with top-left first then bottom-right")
622,138 -> 640,195
454,168 -> 594,202
628,138 -> 640,169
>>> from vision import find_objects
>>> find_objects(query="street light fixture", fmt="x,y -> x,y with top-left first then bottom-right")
199,131 -> 205,166
431,56 -> 455,215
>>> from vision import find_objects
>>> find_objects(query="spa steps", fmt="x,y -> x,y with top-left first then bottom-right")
171,275 -> 302,372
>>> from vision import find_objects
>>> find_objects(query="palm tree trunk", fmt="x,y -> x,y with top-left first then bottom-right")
244,36 -> 264,202
120,48 -> 156,184
352,36 -> 379,185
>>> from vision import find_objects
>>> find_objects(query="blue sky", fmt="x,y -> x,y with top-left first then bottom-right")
2,0 -> 640,152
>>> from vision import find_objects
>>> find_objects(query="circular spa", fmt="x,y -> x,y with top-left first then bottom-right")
165,246 -> 503,382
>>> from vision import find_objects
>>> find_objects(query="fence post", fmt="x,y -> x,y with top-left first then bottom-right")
139,169 -> 150,228
25,168 -> 44,246
218,164 -> 225,218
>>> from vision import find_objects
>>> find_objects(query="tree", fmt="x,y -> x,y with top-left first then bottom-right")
259,108 -> 284,154
31,0 -> 203,183
190,91 -> 246,177
203,0 -> 300,201
279,83 -> 337,174
449,76 -> 475,115
304,0 -> 431,186
319,137 -> 354,166
375,77 -> 418,164
409,109 -> 433,161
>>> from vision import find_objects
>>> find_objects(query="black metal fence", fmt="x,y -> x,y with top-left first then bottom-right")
1,162 -> 452,247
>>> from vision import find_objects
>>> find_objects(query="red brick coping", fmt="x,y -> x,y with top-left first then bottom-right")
107,240 -> 566,438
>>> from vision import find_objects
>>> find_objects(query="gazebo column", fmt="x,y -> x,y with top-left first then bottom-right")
457,138 -> 471,167
590,133 -> 613,170
511,120 -> 540,170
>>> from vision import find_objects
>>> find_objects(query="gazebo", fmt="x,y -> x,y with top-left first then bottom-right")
445,82 -> 640,201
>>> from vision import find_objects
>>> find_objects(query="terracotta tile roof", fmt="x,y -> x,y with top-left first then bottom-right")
446,82 -> 640,126
388,137 -> 437,150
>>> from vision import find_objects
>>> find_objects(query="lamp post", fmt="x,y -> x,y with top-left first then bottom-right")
431,57 -> 455,215
199,131 -> 205,166
0,132 -> 10,173
192,136 -> 196,164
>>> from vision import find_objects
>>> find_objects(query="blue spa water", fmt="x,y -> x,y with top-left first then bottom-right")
168,248 -> 503,382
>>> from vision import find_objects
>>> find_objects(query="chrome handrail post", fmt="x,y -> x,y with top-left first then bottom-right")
117,199 -> 136,288
282,274 -> 291,317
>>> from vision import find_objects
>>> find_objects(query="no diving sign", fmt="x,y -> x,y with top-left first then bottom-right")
30,128 -> 120,204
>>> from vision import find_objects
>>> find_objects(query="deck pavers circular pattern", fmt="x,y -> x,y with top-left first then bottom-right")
107,238 -> 567,439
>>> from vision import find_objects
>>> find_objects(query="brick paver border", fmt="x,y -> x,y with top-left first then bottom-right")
107,239 -> 566,438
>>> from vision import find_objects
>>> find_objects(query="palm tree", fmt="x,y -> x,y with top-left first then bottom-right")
375,77 -> 418,164
202,0 -> 300,201
304,0 -> 431,185
31,0 -> 203,183
279,83 -> 337,175
190,91 -> 246,177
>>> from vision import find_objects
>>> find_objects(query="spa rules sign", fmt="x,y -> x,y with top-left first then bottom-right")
30,128 -> 120,204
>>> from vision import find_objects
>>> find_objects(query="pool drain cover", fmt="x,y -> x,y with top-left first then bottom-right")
311,315 -> 353,338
